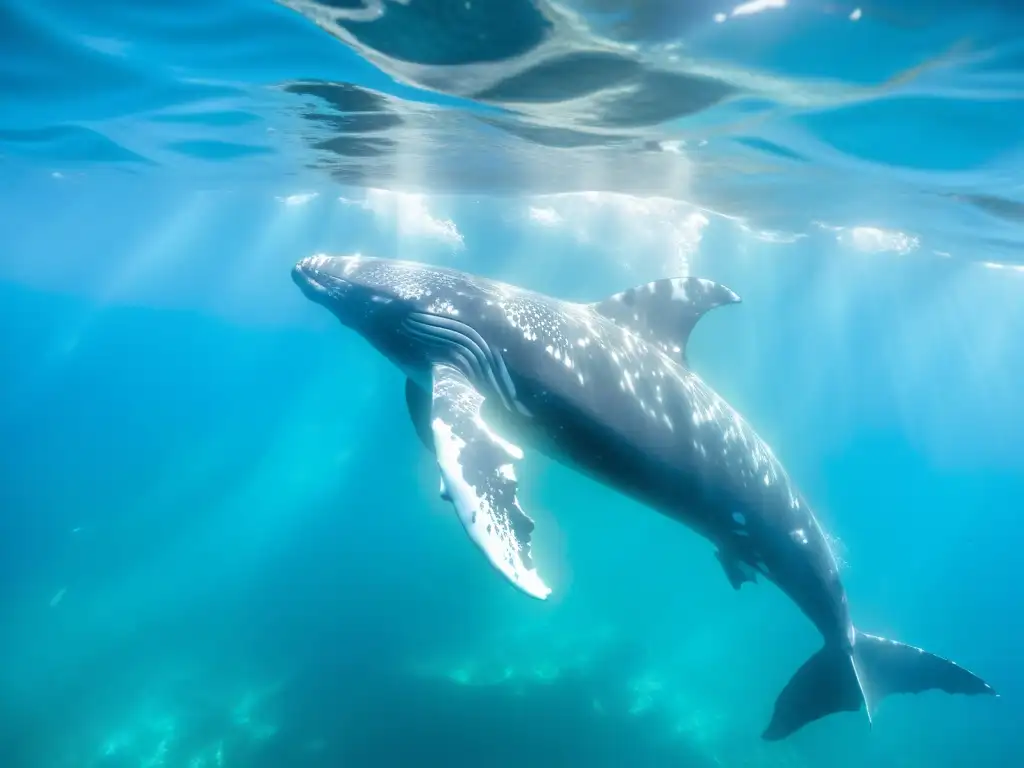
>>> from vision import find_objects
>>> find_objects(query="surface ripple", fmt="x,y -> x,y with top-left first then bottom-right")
2,0 -> 1024,263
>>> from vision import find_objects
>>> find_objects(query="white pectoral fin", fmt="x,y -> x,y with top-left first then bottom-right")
429,364 -> 551,600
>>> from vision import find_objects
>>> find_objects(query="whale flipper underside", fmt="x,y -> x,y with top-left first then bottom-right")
763,631 -> 996,740
428,364 -> 551,600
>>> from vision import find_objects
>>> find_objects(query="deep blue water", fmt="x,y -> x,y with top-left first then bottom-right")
2,1 -> 1023,766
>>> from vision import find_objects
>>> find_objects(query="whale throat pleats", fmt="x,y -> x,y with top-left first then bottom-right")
591,277 -> 741,366
402,312 -> 521,414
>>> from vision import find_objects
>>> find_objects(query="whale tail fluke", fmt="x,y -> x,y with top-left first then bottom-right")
762,630 -> 996,741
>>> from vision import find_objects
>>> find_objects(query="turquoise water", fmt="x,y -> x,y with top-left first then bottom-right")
1,1 -> 1023,766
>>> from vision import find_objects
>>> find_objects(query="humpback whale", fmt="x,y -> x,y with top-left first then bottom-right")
292,254 -> 995,740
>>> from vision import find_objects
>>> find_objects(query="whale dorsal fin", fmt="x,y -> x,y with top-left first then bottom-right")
591,277 -> 740,366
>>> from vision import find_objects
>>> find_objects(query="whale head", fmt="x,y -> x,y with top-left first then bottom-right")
292,253 -> 491,384
292,253 -> 404,319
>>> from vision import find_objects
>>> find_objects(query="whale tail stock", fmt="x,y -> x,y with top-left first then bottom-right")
762,630 -> 996,740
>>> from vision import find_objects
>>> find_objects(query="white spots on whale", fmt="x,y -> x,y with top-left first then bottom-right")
480,291 -> 605,395
324,258 -> 468,303
379,269 -> 432,300
790,528 -> 809,546
622,369 -> 636,395
668,276 -> 721,305
519,326 -> 539,342
638,399 -> 664,423
501,296 -> 571,350
428,298 -> 459,316
732,512 -> 746,525
670,278 -> 691,303
343,255 -> 362,276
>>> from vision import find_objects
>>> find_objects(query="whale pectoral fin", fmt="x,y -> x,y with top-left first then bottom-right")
716,549 -> 757,591
429,364 -> 551,600
404,378 -> 435,454
591,277 -> 740,366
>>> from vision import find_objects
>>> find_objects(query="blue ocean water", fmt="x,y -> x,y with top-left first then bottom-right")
1,0 -> 1023,766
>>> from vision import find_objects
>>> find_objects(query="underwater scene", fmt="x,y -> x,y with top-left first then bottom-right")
1,0 -> 1023,766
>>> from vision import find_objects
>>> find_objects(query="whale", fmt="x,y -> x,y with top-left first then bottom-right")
291,253 -> 996,740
